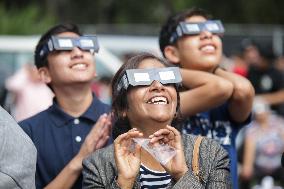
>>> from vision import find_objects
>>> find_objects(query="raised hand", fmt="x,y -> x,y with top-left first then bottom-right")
77,113 -> 112,161
114,128 -> 143,188
149,125 -> 188,181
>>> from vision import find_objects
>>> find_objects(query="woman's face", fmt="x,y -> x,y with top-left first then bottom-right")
125,59 -> 178,129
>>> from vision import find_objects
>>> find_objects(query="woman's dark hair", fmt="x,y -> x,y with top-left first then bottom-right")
34,23 -> 82,69
111,52 -> 183,139
159,7 -> 211,58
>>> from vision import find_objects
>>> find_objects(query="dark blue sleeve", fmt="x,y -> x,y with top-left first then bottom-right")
214,102 -> 252,129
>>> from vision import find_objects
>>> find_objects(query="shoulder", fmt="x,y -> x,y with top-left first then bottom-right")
0,106 -> 33,147
91,95 -> 111,117
182,134 -> 229,165
92,94 -> 111,112
182,134 -> 230,184
0,106 -> 35,148
18,108 -> 51,137
182,134 -> 225,152
83,144 -> 115,167
0,106 -> 18,126
19,108 -> 50,127
0,106 -> 37,189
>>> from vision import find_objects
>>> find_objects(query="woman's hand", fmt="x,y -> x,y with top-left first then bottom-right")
149,125 -> 188,181
114,128 -> 143,188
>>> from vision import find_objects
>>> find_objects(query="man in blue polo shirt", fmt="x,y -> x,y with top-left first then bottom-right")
19,23 -> 112,189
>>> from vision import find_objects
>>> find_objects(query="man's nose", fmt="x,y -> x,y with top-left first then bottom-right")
70,47 -> 84,58
200,30 -> 213,39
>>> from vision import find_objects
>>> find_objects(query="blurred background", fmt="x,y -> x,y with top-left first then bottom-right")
1,0 -> 284,188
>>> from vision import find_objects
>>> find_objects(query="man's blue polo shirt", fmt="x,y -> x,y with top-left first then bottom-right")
182,102 -> 251,189
19,95 -> 110,189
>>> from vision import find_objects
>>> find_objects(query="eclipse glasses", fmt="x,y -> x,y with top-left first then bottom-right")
39,35 -> 99,58
170,20 -> 225,43
118,67 -> 182,90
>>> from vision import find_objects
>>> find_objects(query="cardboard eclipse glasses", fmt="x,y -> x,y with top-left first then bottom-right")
39,35 -> 99,58
118,67 -> 182,90
170,20 -> 225,43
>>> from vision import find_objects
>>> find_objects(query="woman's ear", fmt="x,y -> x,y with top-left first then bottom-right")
38,67 -> 52,84
164,46 -> 181,65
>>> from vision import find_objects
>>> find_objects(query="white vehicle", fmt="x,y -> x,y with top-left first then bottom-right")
0,35 -> 123,78
98,34 -> 161,59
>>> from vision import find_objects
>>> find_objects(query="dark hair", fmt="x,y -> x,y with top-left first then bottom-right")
34,23 -> 82,69
111,52 -> 182,139
241,39 -> 276,62
159,7 -> 211,57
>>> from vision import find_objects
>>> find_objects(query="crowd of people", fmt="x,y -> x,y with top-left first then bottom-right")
0,6 -> 284,189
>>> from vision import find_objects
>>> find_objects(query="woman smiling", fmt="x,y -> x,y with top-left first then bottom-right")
82,53 -> 231,189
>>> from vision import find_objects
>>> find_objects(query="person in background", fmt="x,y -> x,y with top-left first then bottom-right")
159,8 -> 255,189
83,52 -> 231,188
240,100 -> 284,188
91,76 -> 112,105
0,105 -> 37,189
5,63 -> 54,121
19,23 -> 112,189
244,40 -> 284,117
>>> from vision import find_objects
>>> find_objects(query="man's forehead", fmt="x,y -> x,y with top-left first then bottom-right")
185,15 -> 207,23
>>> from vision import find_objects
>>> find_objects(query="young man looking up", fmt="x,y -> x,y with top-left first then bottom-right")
20,23 -> 111,189
159,8 -> 255,189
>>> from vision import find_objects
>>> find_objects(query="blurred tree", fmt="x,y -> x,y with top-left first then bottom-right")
45,0 -> 284,24
1,0 -> 284,35
0,3 -> 56,34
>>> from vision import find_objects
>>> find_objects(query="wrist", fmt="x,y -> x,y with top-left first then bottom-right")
212,65 -> 226,74
172,167 -> 188,181
68,155 -> 83,172
211,65 -> 220,74
117,175 -> 135,189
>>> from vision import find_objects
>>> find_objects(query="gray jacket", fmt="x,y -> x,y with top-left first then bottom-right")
0,106 -> 37,189
82,134 -> 232,189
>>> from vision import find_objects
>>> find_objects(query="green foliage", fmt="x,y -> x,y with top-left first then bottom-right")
0,4 -> 56,35
1,0 -> 284,34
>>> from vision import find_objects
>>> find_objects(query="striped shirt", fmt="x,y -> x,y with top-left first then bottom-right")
139,164 -> 172,189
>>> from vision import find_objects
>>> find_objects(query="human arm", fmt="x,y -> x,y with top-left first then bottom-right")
240,131 -> 256,180
214,67 -> 255,123
179,68 -> 233,117
256,89 -> 284,105
44,113 -> 112,189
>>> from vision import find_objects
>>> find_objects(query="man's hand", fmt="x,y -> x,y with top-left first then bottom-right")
73,113 -> 112,170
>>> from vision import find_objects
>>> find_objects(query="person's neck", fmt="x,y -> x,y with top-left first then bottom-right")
53,84 -> 93,117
